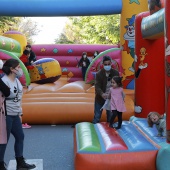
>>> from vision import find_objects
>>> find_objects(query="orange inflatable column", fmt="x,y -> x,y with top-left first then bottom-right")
135,12 -> 165,118
165,0 -> 170,143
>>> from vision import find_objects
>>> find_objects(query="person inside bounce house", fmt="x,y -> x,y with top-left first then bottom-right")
147,111 -> 166,137
20,49 -> 30,69
92,56 -> 119,124
101,76 -> 126,129
78,52 -> 90,81
26,44 -> 36,65
93,50 -> 99,59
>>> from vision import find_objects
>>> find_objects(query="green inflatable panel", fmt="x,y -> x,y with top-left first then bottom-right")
0,49 -> 30,86
76,122 -> 101,152
156,143 -> 170,170
85,48 -> 121,84
0,36 -> 21,57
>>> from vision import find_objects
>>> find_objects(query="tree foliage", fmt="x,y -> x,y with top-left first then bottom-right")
16,18 -> 40,44
55,33 -> 74,44
55,15 -> 120,44
0,17 -> 40,44
0,17 -> 21,34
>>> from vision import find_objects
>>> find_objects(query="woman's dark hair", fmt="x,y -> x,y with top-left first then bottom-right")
2,59 -> 20,75
102,56 -> 111,63
112,76 -> 123,87
94,51 -> 99,57
82,52 -> 87,57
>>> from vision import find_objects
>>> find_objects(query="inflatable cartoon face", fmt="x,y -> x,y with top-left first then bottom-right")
124,15 -> 136,41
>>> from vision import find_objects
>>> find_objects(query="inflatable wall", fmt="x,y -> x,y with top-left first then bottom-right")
31,44 -> 121,82
134,0 -> 170,143
120,0 -> 148,89
135,0 -> 165,119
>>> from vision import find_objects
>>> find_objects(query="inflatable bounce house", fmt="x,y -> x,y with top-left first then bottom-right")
0,0 -> 170,170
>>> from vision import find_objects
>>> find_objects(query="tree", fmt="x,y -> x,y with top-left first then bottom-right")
55,33 -> 74,44
16,18 -> 40,44
55,19 -> 83,44
0,17 -> 21,35
55,15 -> 120,44
0,17 -> 40,44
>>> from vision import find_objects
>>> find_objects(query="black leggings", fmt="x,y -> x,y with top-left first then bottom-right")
109,110 -> 122,128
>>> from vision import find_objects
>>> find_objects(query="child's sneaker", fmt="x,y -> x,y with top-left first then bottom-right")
22,123 -> 31,129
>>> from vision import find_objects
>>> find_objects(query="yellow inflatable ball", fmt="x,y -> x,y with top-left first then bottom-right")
29,58 -> 61,84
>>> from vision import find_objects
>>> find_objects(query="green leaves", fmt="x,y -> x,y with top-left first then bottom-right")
0,17 -> 40,44
55,15 -> 120,44
0,17 -> 20,34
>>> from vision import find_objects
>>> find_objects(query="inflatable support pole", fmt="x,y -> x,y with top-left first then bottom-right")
165,0 -> 170,143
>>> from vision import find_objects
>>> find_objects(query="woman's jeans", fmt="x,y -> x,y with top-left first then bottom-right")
82,67 -> 87,81
92,101 -> 111,124
0,115 -> 24,161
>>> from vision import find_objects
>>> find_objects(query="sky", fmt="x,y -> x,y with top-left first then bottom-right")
28,17 -> 68,44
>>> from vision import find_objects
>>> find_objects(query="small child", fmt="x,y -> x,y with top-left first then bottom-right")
147,111 -> 166,137
20,49 -> 30,68
108,76 -> 126,129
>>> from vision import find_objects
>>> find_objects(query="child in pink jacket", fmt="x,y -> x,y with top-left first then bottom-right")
109,76 -> 126,129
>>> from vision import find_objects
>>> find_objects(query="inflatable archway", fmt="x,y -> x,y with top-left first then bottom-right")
0,49 -> 31,85
0,0 -> 122,16
0,36 -> 30,85
85,48 -> 121,84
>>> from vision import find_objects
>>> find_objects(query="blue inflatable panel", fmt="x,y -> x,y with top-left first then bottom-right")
35,58 -> 56,64
116,121 -> 158,152
141,8 -> 164,39
130,117 -> 170,170
127,79 -> 134,89
131,118 -> 166,144
0,0 -> 122,16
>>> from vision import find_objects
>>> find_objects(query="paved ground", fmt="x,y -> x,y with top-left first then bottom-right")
5,125 -> 75,170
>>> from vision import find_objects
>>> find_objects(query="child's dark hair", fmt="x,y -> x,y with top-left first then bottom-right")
2,59 -> 20,75
147,111 -> 163,127
112,76 -> 123,87
23,49 -> 30,56
102,56 -> 111,63
26,44 -> 31,48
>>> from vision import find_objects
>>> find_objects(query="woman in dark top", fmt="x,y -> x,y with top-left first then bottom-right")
78,52 -> 90,81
